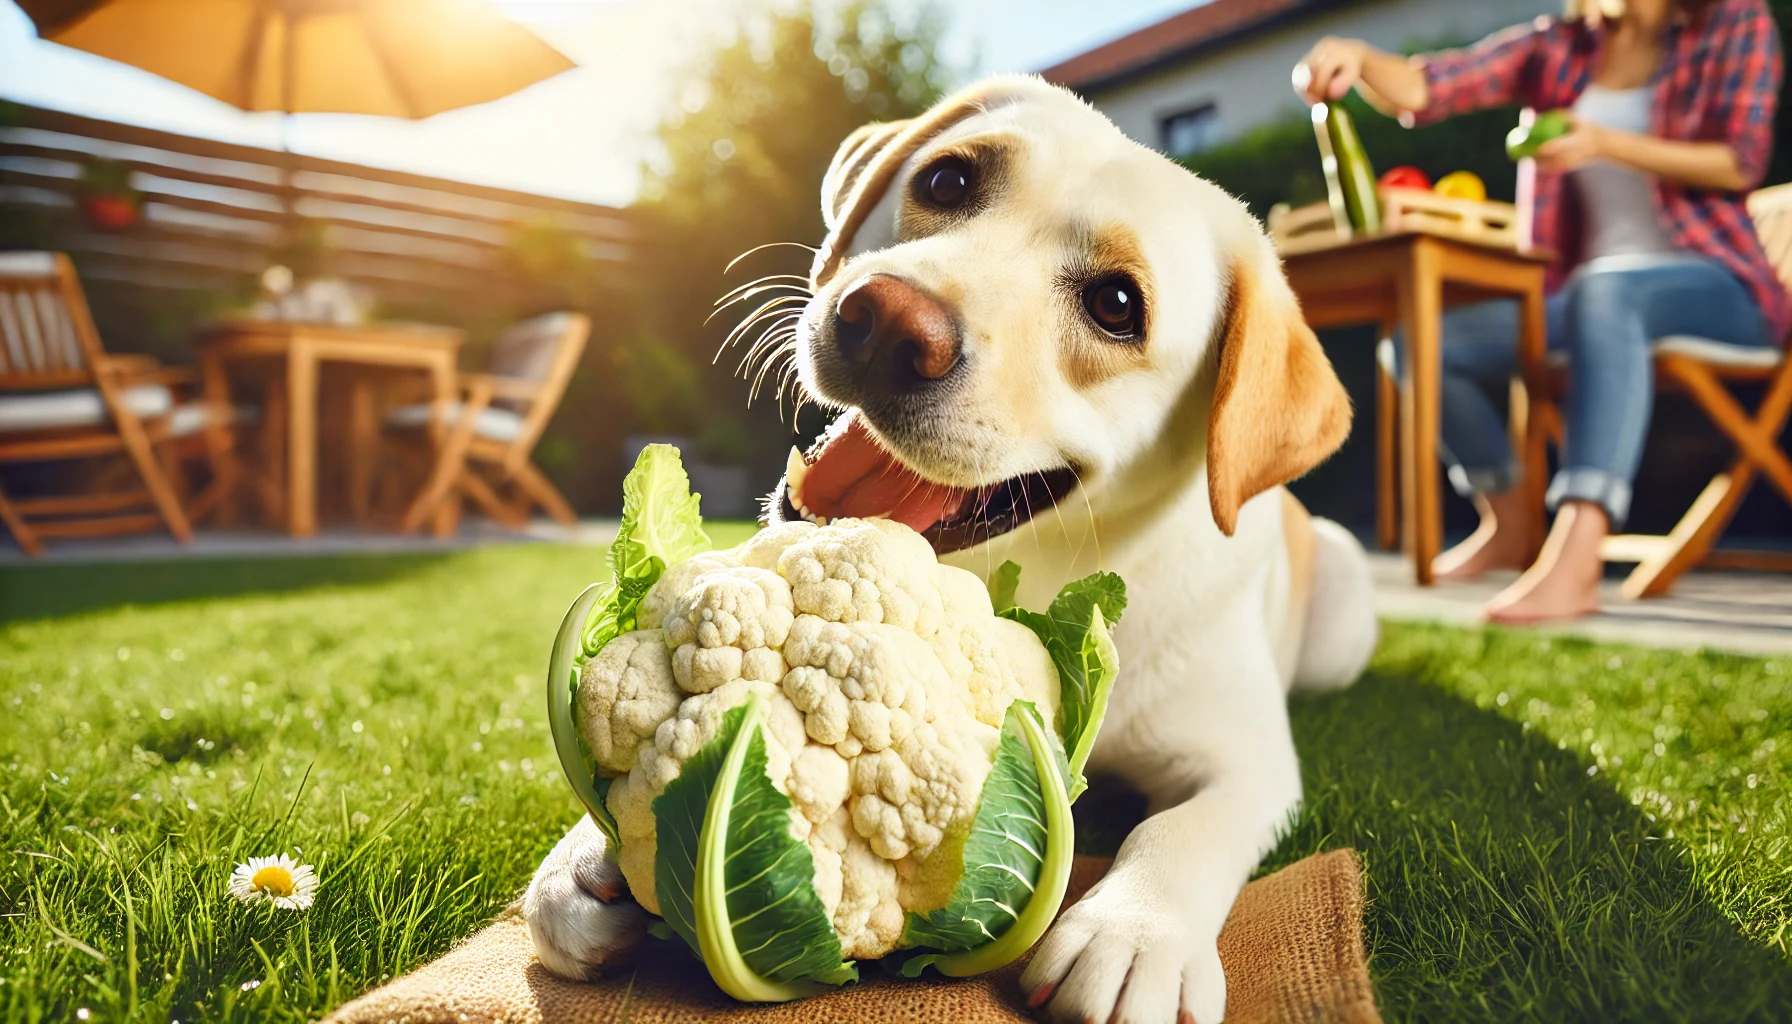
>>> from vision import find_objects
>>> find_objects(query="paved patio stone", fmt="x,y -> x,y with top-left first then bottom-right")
1371,552 -> 1792,656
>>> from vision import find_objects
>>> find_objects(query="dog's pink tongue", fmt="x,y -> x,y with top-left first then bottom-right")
801,417 -> 968,532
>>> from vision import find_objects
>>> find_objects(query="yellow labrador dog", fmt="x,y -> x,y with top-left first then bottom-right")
524,75 -> 1378,1024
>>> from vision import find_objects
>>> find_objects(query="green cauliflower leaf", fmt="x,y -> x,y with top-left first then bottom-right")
581,445 -> 711,657
1000,570 -> 1126,799
652,698 -> 857,1000
897,700 -> 1075,978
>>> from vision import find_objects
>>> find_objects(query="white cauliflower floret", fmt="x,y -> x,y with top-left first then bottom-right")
664,567 -> 796,694
930,564 -> 1059,728
735,519 -> 818,570
637,550 -> 740,630
777,518 -> 944,633
575,629 -> 681,773
585,517 -> 1063,957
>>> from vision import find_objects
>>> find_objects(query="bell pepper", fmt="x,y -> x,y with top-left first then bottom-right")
1433,171 -> 1487,202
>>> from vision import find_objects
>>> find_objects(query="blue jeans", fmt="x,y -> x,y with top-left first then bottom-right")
1404,254 -> 1771,528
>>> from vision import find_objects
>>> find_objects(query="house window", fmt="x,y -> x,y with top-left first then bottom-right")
1160,104 -> 1221,157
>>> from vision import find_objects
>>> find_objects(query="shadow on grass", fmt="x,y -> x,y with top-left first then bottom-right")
0,552 -> 451,622
1078,672 -> 1792,1022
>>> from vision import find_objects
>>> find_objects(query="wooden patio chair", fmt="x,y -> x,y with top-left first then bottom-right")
0,251 -> 193,554
1593,184 -> 1792,597
388,311 -> 589,537
1372,184 -> 1792,598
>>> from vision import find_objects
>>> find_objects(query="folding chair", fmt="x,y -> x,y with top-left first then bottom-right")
1595,184 -> 1792,597
387,312 -> 590,537
0,251 -> 193,554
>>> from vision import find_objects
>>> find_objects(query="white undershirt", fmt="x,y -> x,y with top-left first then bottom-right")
1571,85 -> 1675,259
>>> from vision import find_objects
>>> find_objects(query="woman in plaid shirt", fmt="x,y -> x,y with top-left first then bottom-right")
1297,0 -> 1788,623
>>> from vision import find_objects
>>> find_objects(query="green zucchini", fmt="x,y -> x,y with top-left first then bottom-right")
1324,102 -> 1381,234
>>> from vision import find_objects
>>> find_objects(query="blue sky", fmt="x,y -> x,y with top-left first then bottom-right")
0,0 -> 1199,205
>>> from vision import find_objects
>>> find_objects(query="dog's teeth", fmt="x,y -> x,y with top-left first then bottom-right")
795,502 -> 829,527
784,446 -> 808,502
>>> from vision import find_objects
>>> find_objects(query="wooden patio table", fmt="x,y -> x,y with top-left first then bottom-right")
1279,231 -> 1555,585
198,318 -> 464,537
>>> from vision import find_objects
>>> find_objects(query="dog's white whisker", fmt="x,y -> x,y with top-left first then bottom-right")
1045,466 -> 1082,567
706,286 -> 806,322
725,240 -> 818,275
743,318 -> 800,362
1019,473 -> 1045,554
712,274 -> 813,308
1068,464 -> 1102,569
745,326 -> 797,372
717,301 -> 807,368
706,292 -> 806,328
711,279 -> 810,310
737,322 -> 799,380
719,314 -> 792,369
719,296 -> 808,353
747,335 -> 799,404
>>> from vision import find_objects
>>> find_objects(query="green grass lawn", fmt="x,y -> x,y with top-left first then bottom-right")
3,540 -> 1789,1022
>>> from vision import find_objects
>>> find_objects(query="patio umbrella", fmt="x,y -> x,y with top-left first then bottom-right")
18,0 -> 574,119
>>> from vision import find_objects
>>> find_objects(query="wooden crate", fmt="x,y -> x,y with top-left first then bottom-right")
1270,188 -> 1522,254
1267,200 -> 1350,255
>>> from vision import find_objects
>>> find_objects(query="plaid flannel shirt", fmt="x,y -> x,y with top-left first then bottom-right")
1413,0 -> 1791,343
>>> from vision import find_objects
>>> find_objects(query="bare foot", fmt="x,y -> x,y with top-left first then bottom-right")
1483,501 -> 1607,624
1433,520 -> 1529,580
1433,491 -> 1530,581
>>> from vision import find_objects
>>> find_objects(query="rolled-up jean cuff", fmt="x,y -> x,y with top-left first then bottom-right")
1446,461 -> 1522,498
1546,468 -> 1632,527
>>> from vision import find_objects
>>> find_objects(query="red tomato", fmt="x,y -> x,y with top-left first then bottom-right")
1377,166 -> 1432,192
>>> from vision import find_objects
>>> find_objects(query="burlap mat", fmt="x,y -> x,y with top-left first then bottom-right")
324,849 -> 1377,1024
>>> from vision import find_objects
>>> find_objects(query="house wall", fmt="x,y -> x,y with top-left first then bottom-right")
1084,0 -> 1558,154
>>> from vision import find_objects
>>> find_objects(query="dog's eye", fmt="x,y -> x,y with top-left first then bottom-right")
1082,277 -> 1142,339
917,156 -> 973,209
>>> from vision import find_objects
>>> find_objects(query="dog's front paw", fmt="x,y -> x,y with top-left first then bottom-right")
523,816 -> 649,980
1020,884 -> 1225,1024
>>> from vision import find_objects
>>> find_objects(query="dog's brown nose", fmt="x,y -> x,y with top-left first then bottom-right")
835,275 -> 960,382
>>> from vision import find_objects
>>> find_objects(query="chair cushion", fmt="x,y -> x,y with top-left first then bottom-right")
167,402 -> 258,438
0,383 -> 173,432
0,251 -> 57,278
385,402 -> 524,443
1652,335 -> 1784,368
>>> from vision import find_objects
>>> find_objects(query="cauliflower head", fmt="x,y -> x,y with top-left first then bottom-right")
578,517 -> 1059,959
549,445 -> 1124,1002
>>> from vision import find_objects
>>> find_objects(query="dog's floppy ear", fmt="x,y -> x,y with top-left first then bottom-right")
811,79 -> 1040,289
819,120 -> 910,236
1205,241 -> 1351,536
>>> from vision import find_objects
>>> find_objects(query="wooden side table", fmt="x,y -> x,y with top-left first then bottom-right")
198,319 -> 464,537
1281,231 -> 1555,585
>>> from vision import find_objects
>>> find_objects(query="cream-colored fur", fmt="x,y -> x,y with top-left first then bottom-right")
524,75 -> 1378,1024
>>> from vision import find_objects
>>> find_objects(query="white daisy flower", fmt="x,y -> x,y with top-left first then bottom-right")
227,854 -> 318,910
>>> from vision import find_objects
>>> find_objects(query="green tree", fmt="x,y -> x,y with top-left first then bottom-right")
624,0 -> 953,475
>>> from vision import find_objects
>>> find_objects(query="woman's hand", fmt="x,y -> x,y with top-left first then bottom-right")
1534,116 -> 1607,173
1535,116 -> 1751,190
1294,37 -> 1430,113
1294,37 -> 1369,103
